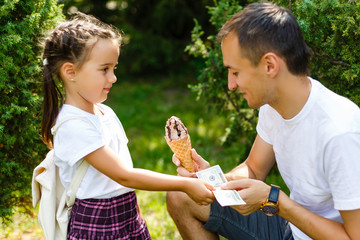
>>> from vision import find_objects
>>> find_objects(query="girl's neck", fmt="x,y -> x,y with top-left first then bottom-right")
64,99 -> 103,116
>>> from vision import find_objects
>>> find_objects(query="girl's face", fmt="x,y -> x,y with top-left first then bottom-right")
66,38 -> 119,113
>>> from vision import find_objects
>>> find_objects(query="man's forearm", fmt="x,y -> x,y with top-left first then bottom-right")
278,191 -> 352,240
225,161 -> 256,181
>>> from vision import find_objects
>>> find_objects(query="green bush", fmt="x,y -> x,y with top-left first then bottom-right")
186,0 -> 257,160
62,0 -> 216,77
293,0 -> 360,105
0,0 -> 64,223
186,0 -> 360,158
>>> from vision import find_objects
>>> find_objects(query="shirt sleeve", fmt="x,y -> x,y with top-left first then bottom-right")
54,118 -> 105,166
324,133 -> 360,210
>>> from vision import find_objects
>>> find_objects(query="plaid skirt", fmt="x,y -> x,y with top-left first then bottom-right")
68,191 -> 151,240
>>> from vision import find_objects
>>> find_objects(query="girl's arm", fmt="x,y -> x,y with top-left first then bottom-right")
83,145 -> 215,205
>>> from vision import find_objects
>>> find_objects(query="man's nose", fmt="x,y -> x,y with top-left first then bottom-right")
228,75 -> 237,91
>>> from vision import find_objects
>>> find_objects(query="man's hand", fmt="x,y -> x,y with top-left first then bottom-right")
221,179 -> 270,216
172,148 -> 210,177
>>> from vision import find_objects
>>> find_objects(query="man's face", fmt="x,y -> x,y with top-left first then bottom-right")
221,32 -> 274,109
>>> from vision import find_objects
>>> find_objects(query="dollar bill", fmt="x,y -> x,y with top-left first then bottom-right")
196,165 -> 246,206
213,189 -> 246,207
196,165 -> 227,188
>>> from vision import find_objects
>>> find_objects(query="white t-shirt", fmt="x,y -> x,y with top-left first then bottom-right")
53,104 -> 134,199
257,78 -> 360,240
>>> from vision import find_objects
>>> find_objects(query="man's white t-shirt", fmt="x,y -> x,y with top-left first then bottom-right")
53,104 -> 134,199
257,78 -> 360,239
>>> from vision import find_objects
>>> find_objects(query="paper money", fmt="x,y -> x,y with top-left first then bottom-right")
213,189 -> 246,207
196,165 -> 246,206
196,165 -> 227,188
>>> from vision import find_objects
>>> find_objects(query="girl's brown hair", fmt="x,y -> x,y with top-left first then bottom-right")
41,12 -> 122,148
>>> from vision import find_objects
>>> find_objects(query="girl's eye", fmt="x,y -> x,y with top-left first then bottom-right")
102,67 -> 109,72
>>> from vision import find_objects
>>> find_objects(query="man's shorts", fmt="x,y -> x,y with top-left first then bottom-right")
203,199 -> 293,240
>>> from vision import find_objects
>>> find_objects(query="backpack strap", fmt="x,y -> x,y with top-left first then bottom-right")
67,159 -> 89,206
51,116 -> 87,135
51,116 -> 90,207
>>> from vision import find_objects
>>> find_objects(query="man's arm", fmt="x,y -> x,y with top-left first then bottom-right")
224,180 -> 360,239
221,135 -> 278,215
225,134 -> 276,182
278,192 -> 360,239
223,134 -> 360,239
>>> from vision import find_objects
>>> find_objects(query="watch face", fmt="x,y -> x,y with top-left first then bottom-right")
262,205 -> 278,216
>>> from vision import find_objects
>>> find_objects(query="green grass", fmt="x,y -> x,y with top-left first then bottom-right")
1,75 -> 287,239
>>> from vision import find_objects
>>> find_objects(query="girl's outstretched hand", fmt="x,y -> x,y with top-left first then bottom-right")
184,178 -> 215,205
172,148 -> 211,178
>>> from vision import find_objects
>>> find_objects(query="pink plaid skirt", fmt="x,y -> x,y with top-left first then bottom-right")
68,191 -> 151,240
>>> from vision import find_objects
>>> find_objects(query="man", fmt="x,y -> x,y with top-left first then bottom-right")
166,2 -> 360,240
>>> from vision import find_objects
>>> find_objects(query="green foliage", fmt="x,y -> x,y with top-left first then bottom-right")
186,0 -> 257,158
292,0 -> 360,105
186,0 -> 360,158
62,0 -> 216,77
0,0 -> 64,222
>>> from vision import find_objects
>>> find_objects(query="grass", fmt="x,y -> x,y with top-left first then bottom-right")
1,75 -> 287,239
0,208 -> 44,240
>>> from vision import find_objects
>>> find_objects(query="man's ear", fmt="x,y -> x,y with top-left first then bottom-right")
262,52 -> 280,78
60,62 -> 76,81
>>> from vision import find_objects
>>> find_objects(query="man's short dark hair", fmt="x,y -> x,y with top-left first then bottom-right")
218,2 -> 313,75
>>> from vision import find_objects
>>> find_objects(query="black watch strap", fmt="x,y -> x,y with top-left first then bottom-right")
268,184 -> 280,203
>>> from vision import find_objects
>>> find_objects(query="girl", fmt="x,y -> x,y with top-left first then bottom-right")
41,13 -> 214,239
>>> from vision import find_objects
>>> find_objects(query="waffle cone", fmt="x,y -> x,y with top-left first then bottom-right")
166,135 -> 195,173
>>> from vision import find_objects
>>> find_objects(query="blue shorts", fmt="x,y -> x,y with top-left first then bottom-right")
203,200 -> 293,240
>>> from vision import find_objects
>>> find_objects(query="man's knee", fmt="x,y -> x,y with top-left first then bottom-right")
167,191 -> 211,223
166,191 -> 188,215
166,192 -> 216,239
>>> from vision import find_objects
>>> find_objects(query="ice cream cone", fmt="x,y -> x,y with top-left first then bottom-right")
166,135 -> 195,173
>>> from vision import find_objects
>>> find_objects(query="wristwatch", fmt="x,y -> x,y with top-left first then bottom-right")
260,184 -> 280,216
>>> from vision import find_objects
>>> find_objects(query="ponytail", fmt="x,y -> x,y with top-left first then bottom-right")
41,62 -> 63,148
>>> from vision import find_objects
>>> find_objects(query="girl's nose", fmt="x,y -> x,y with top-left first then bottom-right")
110,74 -> 117,83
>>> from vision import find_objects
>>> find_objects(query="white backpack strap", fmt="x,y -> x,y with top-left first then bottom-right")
51,115 -> 90,207
67,160 -> 89,207
51,116 -> 86,136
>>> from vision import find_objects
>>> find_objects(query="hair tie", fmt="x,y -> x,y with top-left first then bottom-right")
43,58 -> 49,66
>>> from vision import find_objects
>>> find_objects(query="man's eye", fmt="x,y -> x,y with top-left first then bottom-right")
232,72 -> 238,77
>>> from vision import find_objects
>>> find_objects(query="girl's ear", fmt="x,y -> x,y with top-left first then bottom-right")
60,62 -> 76,81
261,52 -> 280,78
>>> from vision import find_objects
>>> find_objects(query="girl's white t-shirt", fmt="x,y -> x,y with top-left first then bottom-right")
257,78 -> 360,240
53,104 -> 134,199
